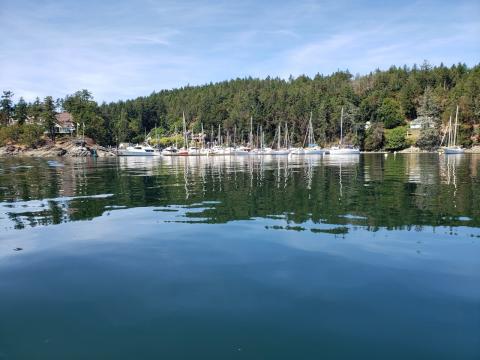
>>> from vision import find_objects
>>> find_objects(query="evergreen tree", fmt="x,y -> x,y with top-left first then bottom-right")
0,90 -> 14,125
29,97 -> 43,123
115,108 -> 129,144
14,97 -> 28,125
43,96 -> 57,141
377,98 -> 404,129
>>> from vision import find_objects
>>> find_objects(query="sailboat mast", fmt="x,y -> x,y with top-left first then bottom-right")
211,125 -> 214,147
454,105 -> 459,147
448,115 -> 452,147
174,125 -> 177,148
260,125 -> 263,149
250,116 -> 253,147
182,112 -> 187,148
308,112 -> 312,145
201,123 -> 204,149
340,107 -> 344,146
278,124 -> 281,149
234,125 -> 237,147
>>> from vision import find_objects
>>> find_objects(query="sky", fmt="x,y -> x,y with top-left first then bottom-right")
1,0 -> 479,103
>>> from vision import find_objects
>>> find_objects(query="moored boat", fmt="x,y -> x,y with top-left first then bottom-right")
118,144 -> 156,156
289,147 -> 305,155
328,107 -> 359,155
161,146 -> 178,156
443,105 -> 465,155
329,146 -> 360,155
303,112 -> 327,155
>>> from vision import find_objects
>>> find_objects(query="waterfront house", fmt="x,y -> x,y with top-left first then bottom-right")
53,112 -> 76,134
410,117 -> 435,130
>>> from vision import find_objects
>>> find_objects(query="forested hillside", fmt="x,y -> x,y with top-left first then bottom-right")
1,62 -> 479,150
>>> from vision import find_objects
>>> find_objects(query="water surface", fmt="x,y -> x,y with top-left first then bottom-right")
0,154 -> 479,359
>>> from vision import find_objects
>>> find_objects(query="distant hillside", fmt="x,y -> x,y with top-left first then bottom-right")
2,62 -> 479,149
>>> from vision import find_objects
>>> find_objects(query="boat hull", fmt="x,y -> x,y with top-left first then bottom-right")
329,148 -> 360,155
118,151 -> 155,156
444,147 -> 465,154
304,149 -> 325,155
289,148 -> 305,155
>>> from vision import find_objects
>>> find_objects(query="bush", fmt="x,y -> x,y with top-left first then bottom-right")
0,124 -> 21,146
19,124 -> 45,147
153,134 -> 184,147
384,126 -> 407,151
0,124 -> 45,147
416,127 -> 440,150
364,123 -> 384,151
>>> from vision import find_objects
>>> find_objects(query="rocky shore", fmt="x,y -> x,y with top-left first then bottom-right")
0,137 -> 116,157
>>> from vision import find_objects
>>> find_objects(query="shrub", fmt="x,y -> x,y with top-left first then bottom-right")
384,126 -> 407,151
416,127 -> 440,150
0,124 -> 21,146
19,124 -> 45,148
364,123 -> 384,151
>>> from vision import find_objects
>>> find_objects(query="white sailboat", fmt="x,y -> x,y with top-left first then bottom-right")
289,126 -> 304,155
270,123 -> 290,155
304,112 -> 325,155
444,105 -> 465,154
178,112 -> 189,156
329,107 -> 360,155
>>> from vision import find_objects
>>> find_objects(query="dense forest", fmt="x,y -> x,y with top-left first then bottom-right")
1,61 -> 479,150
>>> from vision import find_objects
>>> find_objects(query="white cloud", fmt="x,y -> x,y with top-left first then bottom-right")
0,0 -> 478,102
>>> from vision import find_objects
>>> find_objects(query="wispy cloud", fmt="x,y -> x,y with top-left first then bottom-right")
0,0 -> 478,102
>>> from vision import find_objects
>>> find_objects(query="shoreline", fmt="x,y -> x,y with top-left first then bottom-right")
2,147 -> 480,157
0,138 -> 116,158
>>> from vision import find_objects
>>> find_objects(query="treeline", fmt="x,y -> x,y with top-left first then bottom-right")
1,61 -> 479,150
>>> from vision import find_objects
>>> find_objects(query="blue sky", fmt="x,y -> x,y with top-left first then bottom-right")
1,0 -> 478,102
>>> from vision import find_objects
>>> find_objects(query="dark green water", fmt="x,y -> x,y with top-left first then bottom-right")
0,154 -> 479,359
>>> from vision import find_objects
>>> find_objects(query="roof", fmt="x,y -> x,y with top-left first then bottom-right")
55,112 -> 74,126
55,112 -> 75,128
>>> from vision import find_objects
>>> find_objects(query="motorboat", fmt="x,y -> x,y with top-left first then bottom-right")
118,144 -> 156,156
161,146 -> 178,156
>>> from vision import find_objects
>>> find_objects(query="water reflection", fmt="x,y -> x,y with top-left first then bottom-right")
0,154 -> 479,231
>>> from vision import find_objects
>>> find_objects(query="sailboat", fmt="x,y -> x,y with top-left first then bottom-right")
289,125 -> 304,155
235,120 -> 251,154
199,123 -> 213,155
303,112 -> 325,155
329,107 -> 360,155
444,105 -> 465,154
211,124 -> 225,155
268,123 -> 290,155
178,112 -> 189,156
152,126 -> 162,156
162,125 -> 179,156
250,125 -> 268,155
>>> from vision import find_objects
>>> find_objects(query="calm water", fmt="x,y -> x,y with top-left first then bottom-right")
0,154 -> 479,359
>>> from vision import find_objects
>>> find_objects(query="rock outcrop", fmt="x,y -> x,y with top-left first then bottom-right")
0,137 -> 116,157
